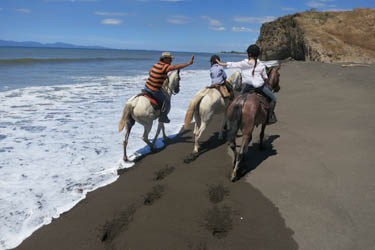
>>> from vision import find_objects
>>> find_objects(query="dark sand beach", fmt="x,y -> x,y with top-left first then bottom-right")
16,61 -> 375,250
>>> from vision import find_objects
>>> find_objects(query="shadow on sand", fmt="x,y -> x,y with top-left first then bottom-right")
129,129 -> 193,163
183,131 -> 226,163
234,135 -> 280,181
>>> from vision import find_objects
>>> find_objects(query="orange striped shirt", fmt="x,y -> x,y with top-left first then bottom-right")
145,62 -> 172,91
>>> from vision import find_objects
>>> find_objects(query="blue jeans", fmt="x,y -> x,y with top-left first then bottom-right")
144,87 -> 170,112
241,84 -> 276,102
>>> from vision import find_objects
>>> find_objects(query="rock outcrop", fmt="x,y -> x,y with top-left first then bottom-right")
257,8 -> 375,63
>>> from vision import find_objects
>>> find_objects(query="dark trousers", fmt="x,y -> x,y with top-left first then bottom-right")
144,87 -> 170,113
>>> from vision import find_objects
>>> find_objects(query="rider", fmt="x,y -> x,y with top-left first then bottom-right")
144,52 -> 194,123
216,44 -> 277,124
209,55 -> 233,100
209,55 -> 227,87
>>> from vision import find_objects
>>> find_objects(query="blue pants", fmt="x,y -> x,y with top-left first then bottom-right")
144,87 -> 170,112
241,84 -> 276,102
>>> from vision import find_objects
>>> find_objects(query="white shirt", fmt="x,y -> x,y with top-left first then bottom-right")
227,59 -> 268,88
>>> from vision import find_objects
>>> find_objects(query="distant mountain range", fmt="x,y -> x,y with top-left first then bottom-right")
0,40 -> 109,49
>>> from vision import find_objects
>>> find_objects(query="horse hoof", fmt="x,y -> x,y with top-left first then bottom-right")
123,157 -> 133,163
230,174 -> 237,182
183,152 -> 198,164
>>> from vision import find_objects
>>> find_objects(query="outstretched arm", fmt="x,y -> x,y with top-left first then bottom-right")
216,59 -> 227,67
168,55 -> 195,71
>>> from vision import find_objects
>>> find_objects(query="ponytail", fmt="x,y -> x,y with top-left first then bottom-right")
252,57 -> 257,76
246,44 -> 260,77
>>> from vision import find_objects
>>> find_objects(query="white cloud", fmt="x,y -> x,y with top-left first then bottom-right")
282,7 -> 296,11
101,18 -> 123,25
201,16 -> 226,31
15,8 -> 31,13
167,15 -> 190,24
232,27 -> 257,32
233,16 -> 276,23
212,26 -> 225,31
306,0 -> 336,8
94,11 -> 128,16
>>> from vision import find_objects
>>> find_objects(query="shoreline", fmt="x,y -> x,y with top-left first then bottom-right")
14,61 -> 375,250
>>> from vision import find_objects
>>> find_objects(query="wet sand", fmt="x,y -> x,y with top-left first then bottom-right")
15,61 -> 375,250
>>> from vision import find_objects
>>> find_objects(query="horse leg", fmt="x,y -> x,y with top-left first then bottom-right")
231,133 -> 252,182
161,123 -> 168,141
193,121 -> 207,154
193,112 -> 201,136
152,122 -> 163,145
123,117 -> 135,162
142,123 -> 154,151
218,114 -> 227,140
259,123 -> 266,151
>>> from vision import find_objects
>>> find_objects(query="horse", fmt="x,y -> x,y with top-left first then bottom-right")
227,65 -> 281,181
118,70 -> 180,162
183,72 -> 242,156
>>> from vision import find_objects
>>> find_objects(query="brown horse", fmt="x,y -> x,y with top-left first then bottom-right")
227,65 -> 280,181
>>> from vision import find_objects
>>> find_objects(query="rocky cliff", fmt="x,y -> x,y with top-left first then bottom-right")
257,8 -> 375,63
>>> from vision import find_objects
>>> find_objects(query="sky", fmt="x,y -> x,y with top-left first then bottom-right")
0,0 -> 374,52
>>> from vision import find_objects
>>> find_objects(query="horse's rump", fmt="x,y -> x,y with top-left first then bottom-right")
184,88 -> 210,129
248,94 -> 269,126
227,93 -> 269,138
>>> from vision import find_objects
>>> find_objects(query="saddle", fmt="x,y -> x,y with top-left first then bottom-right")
207,81 -> 234,100
238,88 -> 270,112
245,87 -> 271,104
137,90 -> 162,110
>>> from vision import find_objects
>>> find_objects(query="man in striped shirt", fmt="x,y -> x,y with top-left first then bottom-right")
144,52 -> 194,123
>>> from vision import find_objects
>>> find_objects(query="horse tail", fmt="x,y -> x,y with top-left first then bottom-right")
184,90 -> 207,129
227,96 -> 246,142
118,103 -> 133,132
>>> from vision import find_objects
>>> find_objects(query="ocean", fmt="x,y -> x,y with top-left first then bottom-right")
0,47 -> 246,249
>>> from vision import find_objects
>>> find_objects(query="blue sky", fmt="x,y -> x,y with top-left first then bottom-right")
0,0 -> 374,52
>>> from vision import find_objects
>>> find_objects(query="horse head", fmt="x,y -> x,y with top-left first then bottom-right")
227,71 -> 242,91
265,65 -> 281,93
163,69 -> 180,95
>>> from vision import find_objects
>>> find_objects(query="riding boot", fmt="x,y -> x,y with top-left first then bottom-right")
158,102 -> 170,123
267,101 -> 277,125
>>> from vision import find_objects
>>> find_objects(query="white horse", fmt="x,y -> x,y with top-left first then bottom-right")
184,72 -> 242,155
118,70 -> 180,161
